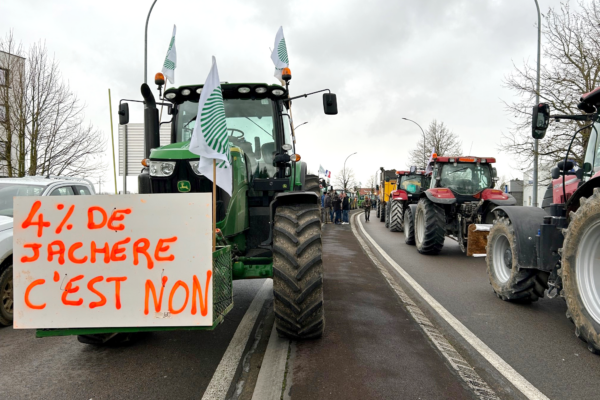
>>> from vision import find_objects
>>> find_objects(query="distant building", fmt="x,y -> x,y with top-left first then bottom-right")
0,50 -> 26,177
522,163 -> 553,207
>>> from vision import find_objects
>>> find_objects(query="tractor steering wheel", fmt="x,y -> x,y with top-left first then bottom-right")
227,128 -> 245,139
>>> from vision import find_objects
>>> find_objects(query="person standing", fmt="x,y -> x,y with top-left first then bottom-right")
333,193 -> 342,225
342,193 -> 350,224
363,196 -> 372,222
323,191 -> 332,223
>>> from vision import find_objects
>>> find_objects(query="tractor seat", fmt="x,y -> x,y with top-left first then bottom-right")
255,142 -> 276,178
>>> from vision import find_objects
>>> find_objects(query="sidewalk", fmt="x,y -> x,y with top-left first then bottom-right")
285,215 -> 473,399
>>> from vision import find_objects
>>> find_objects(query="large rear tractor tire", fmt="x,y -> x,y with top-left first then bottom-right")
0,264 -> 13,326
379,202 -> 386,222
304,174 -> 322,221
273,204 -> 324,339
486,216 -> 549,302
389,201 -> 404,232
404,205 -> 416,245
414,198 -> 445,255
562,188 -> 600,353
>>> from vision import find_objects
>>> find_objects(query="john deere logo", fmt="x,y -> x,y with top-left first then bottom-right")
178,181 -> 191,192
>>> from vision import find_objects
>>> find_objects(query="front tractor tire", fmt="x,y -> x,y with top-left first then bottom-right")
273,205 -> 324,339
486,216 -> 549,302
379,202 -> 386,223
376,202 -> 381,219
389,201 -> 404,232
414,198 -> 445,255
385,202 -> 391,228
562,188 -> 600,353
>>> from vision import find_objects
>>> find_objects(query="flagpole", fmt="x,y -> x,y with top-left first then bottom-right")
212,159 -> 217,252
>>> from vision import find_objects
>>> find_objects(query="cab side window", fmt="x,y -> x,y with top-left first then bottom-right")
75,185 -> 92,195
50,186 -> 75,196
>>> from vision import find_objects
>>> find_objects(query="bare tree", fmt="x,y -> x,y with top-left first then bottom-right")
333,167 -> 356,192
502,1 -> 600,169
408,120 -> 462,168
367,173 -> 377,192
0,31 -> 105,177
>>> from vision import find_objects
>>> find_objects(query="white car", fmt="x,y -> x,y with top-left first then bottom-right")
0,176 -> 96,326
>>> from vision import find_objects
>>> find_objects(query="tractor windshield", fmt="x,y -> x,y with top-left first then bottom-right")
176,98 -> 277,177
439,163 -> 492,195
583,122 -> 600,178
399,175 -> 427,193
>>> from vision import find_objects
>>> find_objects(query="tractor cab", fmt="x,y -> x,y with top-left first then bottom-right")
393,169 -> 431,198
427,156 -> 509,202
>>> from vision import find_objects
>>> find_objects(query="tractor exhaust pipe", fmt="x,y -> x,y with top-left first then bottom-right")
141,83 -> 160,158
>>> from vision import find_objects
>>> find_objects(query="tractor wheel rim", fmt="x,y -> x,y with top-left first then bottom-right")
576,220 -> 600,324
416,208 -> 425,245
492,234 -> 511,283
1,273 -> 13,315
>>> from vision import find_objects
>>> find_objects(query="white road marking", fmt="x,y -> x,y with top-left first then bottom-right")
202,279 -> 272,400
354,213 -> 549,400
251,324 -> 290,400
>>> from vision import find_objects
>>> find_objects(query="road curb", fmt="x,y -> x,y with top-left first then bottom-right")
251,324 -> 290,400
202,279 -> 273,400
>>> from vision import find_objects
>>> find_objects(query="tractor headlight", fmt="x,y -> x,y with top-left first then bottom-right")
272,89 -> 285,96
189,160 -> 202,175
149,161 -> 176,177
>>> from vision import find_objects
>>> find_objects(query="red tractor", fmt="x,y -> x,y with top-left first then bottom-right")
386,168 -> 431,242
486,88 -> 600,353
412,155 -> 516,255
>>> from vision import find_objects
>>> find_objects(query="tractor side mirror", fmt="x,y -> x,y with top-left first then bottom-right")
584,162 -> 593,174
376,185 -> 380,190
557,160 -> 574,171
532,103 -> 550,139
323,93 -> 338,115
410,165 -> 417,174
491,167 -> 498,178
118,103 -> 129,125
551,167 -> 560,180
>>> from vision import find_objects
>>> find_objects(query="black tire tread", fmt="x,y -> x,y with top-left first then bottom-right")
389,200 -> 404,232
415,198 -> 445,255
273,204 -> 324,339
404,206 -> 416,245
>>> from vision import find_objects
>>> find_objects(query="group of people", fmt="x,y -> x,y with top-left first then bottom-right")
321,191 -> 351,224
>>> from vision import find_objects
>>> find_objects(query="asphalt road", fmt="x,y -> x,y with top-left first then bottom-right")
359,211 -> 600,400
286,221 -> 474,399
0,279 -> 267,400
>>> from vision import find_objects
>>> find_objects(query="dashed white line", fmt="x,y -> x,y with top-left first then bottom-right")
353,213 -> 549,400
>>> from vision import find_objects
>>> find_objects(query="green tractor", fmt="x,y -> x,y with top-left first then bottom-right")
130,75 -> 337,340
38,72 -> 337,344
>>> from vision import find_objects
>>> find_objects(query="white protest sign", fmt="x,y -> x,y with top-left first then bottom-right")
13,194 -> 213,329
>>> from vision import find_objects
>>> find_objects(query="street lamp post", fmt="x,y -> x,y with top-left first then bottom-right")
402,118 -> 427,169
144,0 -> 159,84
295,121 -> 308,130
532,0 -> 542,207
343,152 -> 357,191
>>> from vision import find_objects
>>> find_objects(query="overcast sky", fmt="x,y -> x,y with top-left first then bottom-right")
2,0 -> 571,192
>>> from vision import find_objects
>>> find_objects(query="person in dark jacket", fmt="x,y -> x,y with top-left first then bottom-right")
323,191 -> 332,223
363,196 -> 372,221
342,193 -> 350,224
333,194 -> 342,224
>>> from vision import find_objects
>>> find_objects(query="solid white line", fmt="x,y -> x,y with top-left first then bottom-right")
202,279 -> 273,400
251,324 -> 290,400
355,215 -> 550,400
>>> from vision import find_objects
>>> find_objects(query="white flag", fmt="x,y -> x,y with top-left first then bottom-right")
270,26 -> 289,85
189,57 -> 232,195
319,165 -> 326,175
161,25 -> 177,84
425,147 -> 435,174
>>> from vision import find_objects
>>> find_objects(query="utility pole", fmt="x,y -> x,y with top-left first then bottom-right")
533,0 -> 541,207
144,0 -> 158,84
402,118 -> 427,169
